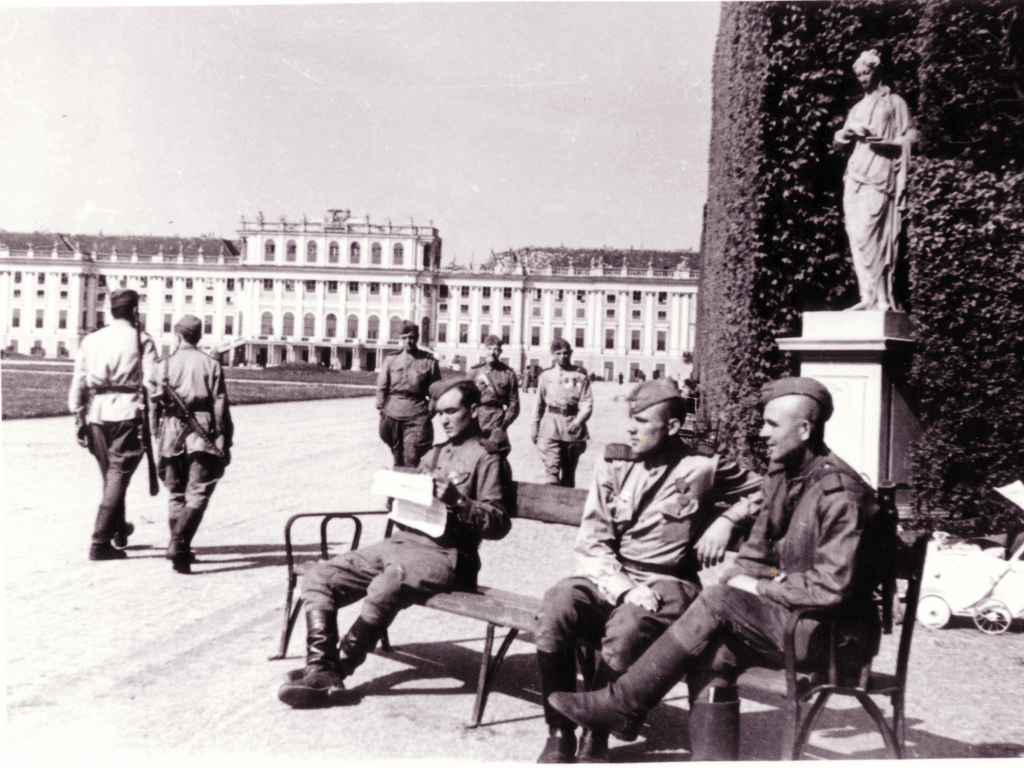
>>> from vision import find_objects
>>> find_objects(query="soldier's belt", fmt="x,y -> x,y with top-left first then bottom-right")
546,404 -> 578,417
89,385 -> 139,395
620,556 -> 694,579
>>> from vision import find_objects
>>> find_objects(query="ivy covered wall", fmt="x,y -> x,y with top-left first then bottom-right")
695,0 -> 1024,533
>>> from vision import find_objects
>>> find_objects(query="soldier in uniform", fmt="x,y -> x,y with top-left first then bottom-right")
535,380 -> 763,763
470,334 -> 520,440
68,288 -> 157,561
375,320 -> 441,468
278,378 -> 514,709
532,338 -> 593,487
154,315 -> 233,574
550,378 -> 884,761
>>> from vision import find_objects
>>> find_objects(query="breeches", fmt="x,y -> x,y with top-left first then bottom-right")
379,413 -> 434,468
161,451 -> 221,546
88,420 -> 144,545
536,438 -> 586,487
301,538 -> 458,627
536,576 -> 701,673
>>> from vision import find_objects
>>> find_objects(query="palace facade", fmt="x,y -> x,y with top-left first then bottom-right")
1,210 -> 698,381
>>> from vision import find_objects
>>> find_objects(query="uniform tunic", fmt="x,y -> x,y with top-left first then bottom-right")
533,363 -> 594,486
536,441 -> 763,672
664,446 -> 882,691
470,360 -> 520,433
375,347 -> 441,468
68,318 -> 158,546
155,342 -> 232,548
302,428 -> 513,627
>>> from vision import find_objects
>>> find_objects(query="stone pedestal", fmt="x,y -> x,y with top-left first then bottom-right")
777,311 -> 919,489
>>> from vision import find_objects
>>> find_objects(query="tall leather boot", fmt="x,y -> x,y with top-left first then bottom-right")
549,630 -> 694,741
687,685 -> 740,761
576,662 -> 619,763
278,609 -> 346,708
536,649 -> 578,763
336,617 -> 384,677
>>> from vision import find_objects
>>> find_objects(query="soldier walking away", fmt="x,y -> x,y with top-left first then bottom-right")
534,379 -> 762,763
68,288 -> 158,561
470,334 -> 520,448
549,378 -> 886,761
376,320 -> 441,468
532,338 -> 593,487
153,315 -> 233,574
277,379 -> 514,709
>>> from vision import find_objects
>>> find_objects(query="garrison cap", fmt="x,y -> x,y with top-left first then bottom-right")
626,378 -> 683,417
399,320 -> 419,337
484,334 -> 504,347
174,315 -> 203,344
759,376 -> 834,422
428,377 -> 479,403
550,337 -> 572,353
109,289 -> 139,310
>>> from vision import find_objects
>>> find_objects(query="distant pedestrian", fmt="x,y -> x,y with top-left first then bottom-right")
154,315 -> 233,574
470,335 -> 520,449
375,321 -> 441,468
617,373 -> 624,386
532,339 -> 593,487
68,289 -> 158,561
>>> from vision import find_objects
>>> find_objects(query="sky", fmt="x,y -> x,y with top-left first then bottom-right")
0,2 -> 720,264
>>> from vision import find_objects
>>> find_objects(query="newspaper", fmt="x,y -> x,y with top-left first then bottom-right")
995,480 -> 1024,513
370,469 -> 448,538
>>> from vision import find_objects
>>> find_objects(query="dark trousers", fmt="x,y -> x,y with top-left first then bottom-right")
536,576 -> 701,673
87,420 -> 144,546
161,452 -> 221,550
301,534 -> 458,627
379,413 -> 434,468
537,438 -> 586,487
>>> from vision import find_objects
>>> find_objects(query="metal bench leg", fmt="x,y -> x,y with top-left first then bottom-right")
792,690 -> 831,760
380,630 -> 393,653
856,693 -> 902,759
469,624 -> 520,728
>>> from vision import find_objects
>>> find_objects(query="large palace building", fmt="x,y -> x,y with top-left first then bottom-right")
1,209 -> 699,381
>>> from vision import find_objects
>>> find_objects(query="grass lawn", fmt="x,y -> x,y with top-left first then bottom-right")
1,366 -> 378,419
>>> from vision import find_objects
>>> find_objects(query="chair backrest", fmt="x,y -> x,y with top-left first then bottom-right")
513,481 -> 589,526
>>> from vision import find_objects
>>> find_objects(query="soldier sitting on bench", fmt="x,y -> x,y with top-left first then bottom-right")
534,379 -> 763,762
278,378 -> 514,709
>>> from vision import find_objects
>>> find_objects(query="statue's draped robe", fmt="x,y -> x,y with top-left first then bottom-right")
837,85 -> 912,310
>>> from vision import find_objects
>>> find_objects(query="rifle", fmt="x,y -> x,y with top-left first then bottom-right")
136,313 -> 160,496
159,378 -> 226,462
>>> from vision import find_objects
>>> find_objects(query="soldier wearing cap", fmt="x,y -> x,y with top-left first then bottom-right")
375,320 -> 441,468
69,288 -> 158,561
470,334 -> 520,439
534,379 -> 763,763
549,377 -> 886,762
279,377 -> 514,709
153,315 -> 233,574
532,338 -> 593,487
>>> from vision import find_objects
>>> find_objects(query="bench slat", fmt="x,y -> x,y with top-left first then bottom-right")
423,586 -> 542,632
514,482 -> 588,526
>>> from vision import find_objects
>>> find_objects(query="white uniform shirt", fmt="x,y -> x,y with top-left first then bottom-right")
68,319 -> 158,424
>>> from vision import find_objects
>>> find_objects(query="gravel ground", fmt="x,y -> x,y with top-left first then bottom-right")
3,383 -> 1023,764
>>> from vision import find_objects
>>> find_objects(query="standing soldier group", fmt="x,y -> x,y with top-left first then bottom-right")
70,290 -> 231,573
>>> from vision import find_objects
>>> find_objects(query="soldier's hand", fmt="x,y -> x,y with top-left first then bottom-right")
622,585 -> 661,613
696,517 -> 734,567
432,475 -> 465,508
75,416 -> 89,448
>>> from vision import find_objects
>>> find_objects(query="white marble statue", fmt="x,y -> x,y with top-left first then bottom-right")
834,49 -> 915,311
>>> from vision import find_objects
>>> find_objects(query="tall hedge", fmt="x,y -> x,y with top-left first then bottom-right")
696,0 -> 1024,532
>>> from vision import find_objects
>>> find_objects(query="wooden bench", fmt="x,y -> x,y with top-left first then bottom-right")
269,481 -> 592,726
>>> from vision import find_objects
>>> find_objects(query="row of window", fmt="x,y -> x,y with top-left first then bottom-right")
260,279 -> 407,296
264,240 -> 405,266
12,272 -> 70,285
11,309 -> 68,330
433,324 -> 670,352
433,286 -> 674,306
10,273 -> 238,292
257,312 -> 425,342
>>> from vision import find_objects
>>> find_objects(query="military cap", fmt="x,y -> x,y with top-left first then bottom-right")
399,320 -> 419,337
174,315 -> 203,344
626,378 -> 683,417
484,334 -> 504,347
759,376 -> 833,422
428,376 -> 479,403
550,337 -> 572,353
109,288 -> 139,310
